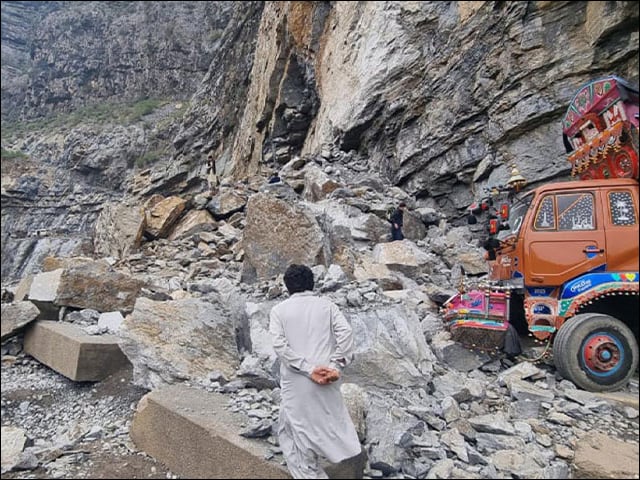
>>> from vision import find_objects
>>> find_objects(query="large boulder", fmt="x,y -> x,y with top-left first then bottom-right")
573,432 -> 639,479
29,260 -> 145,314
24,320 -> 130,382
372,240 -> 434,276
352,252 -> 402,289
302,164 -> 343,201
130,386 -> 289,479
347,305 -> 434,388
306,201 -> 389,244
1,301 -> 40,340
206,188 -> 248,220
168,209 -> 217,240
145,196 -> 187,239
93,201 -> 146,258
242,193 -> 327,281
119,297 -> 241,390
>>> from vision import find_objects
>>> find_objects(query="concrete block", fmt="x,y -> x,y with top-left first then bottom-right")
130,385 -> 290,479
24,321 -> 130,381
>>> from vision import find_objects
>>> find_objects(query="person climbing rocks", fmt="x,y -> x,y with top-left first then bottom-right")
389,201 -> 406,241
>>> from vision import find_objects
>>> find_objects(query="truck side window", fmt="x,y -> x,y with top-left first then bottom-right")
609,191 -> 637,226
557,193 -> 595,231
534,196 -> 556,230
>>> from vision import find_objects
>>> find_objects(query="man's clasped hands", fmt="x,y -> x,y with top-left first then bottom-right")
310,366 -> 340,385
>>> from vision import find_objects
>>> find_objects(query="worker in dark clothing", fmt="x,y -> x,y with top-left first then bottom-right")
207,154 -> 219,195
389,202 -> 406,241
267,172 -> 282,184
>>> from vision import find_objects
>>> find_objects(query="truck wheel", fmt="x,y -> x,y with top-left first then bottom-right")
552,313 -> 639,392
551,313 -> 594,378
552,315 -> 584,380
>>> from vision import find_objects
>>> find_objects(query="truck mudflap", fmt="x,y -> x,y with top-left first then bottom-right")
442,287 -> 512,351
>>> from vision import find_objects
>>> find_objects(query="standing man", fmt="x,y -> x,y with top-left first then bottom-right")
269,264 -> 362,479
390,201 -> 406,241
206,153 -> 219,195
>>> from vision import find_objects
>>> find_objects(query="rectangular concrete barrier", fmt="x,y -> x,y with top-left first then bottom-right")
130,385 -> 290,479
24,320 -> 130,381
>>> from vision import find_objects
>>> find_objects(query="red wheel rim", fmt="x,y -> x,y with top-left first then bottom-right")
582,334 -> 621,373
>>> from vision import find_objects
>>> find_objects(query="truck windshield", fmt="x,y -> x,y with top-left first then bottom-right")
498,193 -> 532,240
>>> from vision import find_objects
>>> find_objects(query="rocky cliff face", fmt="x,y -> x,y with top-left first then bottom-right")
1,1 -> 261,283
225,1 -> 639,207
1,1 -> 234,121
1,1 -> 638,284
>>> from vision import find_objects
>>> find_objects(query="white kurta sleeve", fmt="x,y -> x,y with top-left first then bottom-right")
269,308 -> 314,377
328,303 -> 354,372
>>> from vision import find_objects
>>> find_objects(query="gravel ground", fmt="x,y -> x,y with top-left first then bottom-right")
1,335 -> 176,479
2,333 -> 638,479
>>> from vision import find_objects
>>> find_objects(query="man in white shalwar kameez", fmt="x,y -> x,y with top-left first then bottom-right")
269,264 -> 362,479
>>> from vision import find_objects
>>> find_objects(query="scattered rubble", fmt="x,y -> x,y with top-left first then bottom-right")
2,149 -> 638,479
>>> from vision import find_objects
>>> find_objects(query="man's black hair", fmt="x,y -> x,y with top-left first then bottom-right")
283,264 -> 314,294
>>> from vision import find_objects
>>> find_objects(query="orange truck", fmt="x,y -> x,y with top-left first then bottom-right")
444,76 -> 639,392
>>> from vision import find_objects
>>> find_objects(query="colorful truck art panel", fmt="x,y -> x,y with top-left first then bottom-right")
562,76 -> 639,180
523,293 -> 559,338
558,271 -> 640,318
442,290 -> 511,350
562,77 -> 639,137
443,290 -> 507,319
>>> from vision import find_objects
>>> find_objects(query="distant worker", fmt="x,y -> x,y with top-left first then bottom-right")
389,201 -> 406,241
269,264 -> 363,479
267,172 -> 282,184
207,154 -> 219,194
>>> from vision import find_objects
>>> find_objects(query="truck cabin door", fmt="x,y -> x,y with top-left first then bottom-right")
524,190 -> 606,286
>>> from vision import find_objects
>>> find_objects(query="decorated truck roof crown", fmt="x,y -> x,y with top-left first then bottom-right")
562,76 -> 639,180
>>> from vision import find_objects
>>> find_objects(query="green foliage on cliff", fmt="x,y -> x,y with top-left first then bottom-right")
0,98 -> 169,143
0,147 -> 28,160
126,98 -> 167,122
135,148 -> 164,168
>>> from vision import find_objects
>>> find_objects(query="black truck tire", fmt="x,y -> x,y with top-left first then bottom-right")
552,313 -> 638,392
552,313 -> 588,379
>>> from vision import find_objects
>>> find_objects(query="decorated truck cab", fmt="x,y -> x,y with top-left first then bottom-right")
444,76 -> 639,392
